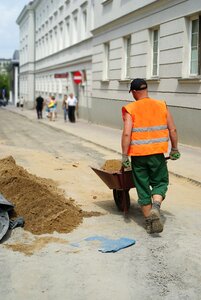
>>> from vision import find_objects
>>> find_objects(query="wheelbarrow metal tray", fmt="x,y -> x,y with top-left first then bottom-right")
91,167 -> 135,190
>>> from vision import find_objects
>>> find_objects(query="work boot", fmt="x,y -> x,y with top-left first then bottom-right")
145,217 -> 153,234
149,206 -> 163,233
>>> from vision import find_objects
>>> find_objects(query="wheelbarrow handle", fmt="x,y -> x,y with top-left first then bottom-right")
120,167 -> 129,214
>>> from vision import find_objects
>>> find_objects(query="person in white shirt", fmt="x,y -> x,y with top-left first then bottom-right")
67,93 -> 78,123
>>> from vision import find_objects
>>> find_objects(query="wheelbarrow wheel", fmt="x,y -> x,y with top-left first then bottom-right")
113,189 -> 130,212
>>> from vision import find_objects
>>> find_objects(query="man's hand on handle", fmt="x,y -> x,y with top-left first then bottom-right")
169,148 -> 181,160
122,154 -> 131,168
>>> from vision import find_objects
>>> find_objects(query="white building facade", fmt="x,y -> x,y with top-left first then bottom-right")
17,0 -> 201,147
91,0 -> 201,147
17,4 -> 35,106
17,0 -> 94,119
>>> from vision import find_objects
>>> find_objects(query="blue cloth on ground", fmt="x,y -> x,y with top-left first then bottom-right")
85,236 -> 136,253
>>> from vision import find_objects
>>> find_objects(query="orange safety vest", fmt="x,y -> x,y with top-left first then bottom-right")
122,98 -> 169,156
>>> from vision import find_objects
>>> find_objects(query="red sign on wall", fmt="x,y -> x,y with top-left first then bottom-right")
54,73 -> 68,79
73,71 -> 82,84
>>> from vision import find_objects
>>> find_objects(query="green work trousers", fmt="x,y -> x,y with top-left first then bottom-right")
131,154 -> 169,206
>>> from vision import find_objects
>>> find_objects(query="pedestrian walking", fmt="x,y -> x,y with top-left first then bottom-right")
121,78 -> 181,234
2,88 -> 6,100
45,96 -> 51,118
62,94 -> 68,122
35,95 -> 44,119
48,96 -> 57,121
67,93 -> 78,123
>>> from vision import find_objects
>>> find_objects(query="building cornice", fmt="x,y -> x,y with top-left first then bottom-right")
35,55 -> 92,74
16,1 -> 35,25
91,0 -> 181,36
31,0 -> 41,9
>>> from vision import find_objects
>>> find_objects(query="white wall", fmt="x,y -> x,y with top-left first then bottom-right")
91,0 -> 201,146
17,0 -> 94,114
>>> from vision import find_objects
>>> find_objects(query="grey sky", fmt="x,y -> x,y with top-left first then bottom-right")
0,0 -> 28,59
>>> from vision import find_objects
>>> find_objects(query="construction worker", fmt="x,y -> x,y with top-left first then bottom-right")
121,78 -> 180,234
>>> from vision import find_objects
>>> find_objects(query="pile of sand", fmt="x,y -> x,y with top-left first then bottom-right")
101,159 -> 122,172
0,156 -> 97,235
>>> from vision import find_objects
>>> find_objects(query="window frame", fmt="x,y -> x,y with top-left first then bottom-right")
72,11 -> 78,44
102,42 -> 110,81
81,5 -> 87,39
189,15 -> 201,76
65,16 -> 70,47
121,35 -> 131,80
151,28 -> 160,77
58,22 -> 64,51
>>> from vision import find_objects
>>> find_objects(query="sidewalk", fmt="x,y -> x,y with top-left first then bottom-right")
4,105 -> 201,185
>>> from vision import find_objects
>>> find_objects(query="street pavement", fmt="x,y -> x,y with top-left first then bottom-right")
3,105 -> 201,185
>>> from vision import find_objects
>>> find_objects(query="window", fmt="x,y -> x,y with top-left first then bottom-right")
72,12 -> 78,44
36,42 -> 38,59
65,0 -> 70,6
65,18 -> 70,47
42,37 -> 45,58
49,16 -> 53,28
53,27 -> 58,52
90,0 -> 94,30
122,36 -> 131,79
59,23 -> 63,50
45,35 -> 48,56
190,16 -> 201,76
38,40 -> 41,59
152,29 -> 159,77
49,31 -> 53,55
59,5 -> 64,16
81,8 -> 87,39
103,43 -> 110,80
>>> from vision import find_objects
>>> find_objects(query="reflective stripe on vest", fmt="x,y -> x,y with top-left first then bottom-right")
130,137 -> 169,145
132,125 -> 167,133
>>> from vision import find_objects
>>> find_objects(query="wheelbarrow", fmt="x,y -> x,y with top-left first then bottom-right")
91,167 -> 135,213
91,157 -> 170,213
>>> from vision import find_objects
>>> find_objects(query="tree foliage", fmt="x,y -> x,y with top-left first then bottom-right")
0,73 -> 10,99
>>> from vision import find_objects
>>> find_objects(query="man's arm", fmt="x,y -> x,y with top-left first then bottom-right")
121,112 -> 133,155
167,108 -> 181,160
167,108 -> 178,149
